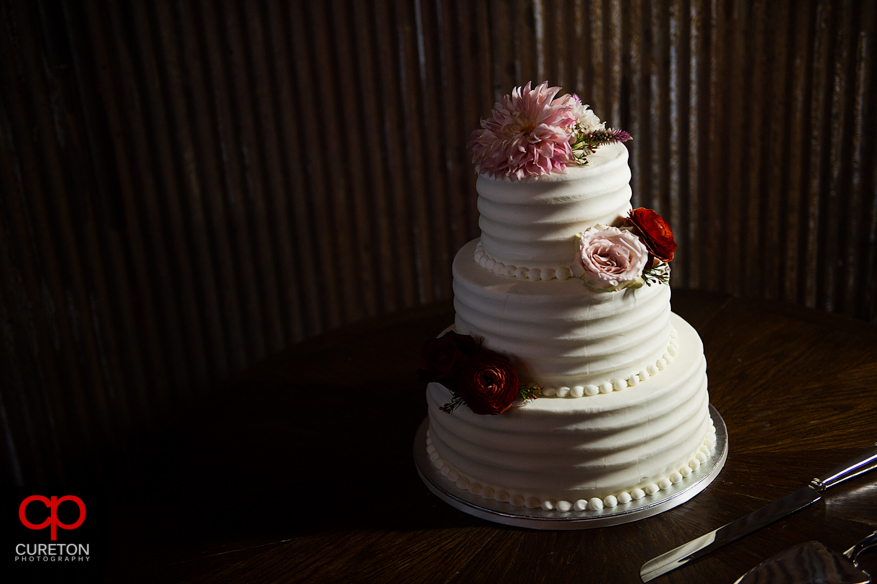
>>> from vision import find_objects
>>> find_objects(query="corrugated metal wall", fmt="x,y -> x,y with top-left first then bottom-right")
1,0 -> 875,485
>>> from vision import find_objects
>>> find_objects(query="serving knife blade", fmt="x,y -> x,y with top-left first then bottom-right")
640,486 -> 820,582
733,530 -> 877,584
640,443 -> 877,583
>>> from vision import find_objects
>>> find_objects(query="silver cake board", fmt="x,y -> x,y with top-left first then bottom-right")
414,404 -> 728,529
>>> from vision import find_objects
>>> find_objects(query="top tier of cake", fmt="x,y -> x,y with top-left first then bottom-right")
476,141 -> 632,271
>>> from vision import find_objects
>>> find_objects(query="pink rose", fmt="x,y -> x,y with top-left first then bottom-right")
575,226 -> 649,291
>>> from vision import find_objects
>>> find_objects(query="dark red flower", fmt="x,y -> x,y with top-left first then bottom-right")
458,350 -> 520,415
626,208 -> 677,263
418,330 -> 480,386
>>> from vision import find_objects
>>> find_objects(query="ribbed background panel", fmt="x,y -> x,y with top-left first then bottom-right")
1,0 -> 875,483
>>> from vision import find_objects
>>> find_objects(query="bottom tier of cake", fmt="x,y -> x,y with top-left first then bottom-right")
425,312 -> 712,511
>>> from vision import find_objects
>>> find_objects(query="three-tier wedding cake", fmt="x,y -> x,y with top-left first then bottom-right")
419,82 -> 715,513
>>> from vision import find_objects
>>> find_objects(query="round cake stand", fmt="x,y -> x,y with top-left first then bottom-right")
414,404 -> 728,530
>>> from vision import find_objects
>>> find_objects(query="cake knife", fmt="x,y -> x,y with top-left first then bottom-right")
640,443 -> 877,583
733,530 -> 877,584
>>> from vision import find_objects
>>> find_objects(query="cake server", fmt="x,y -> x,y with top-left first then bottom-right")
640,443 -> 877,583
733,530 -> 877,584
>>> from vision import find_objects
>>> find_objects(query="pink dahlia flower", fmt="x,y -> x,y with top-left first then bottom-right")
468,81 -> 577,181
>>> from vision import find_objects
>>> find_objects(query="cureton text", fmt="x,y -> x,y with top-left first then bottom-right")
15,543 -> 90,561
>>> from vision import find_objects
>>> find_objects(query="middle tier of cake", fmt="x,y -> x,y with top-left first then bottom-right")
453,238 -> 673,393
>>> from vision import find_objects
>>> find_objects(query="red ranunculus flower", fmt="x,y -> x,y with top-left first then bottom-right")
418,331 -> 480,386
458,350 -> 519,415
627,208 -> 677,263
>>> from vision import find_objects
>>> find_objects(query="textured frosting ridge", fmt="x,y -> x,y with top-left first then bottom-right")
426,421 -> 716,512
476,141 -> 632,270
454,239 -> 672,390
426,313 -> 710,507
539,326 -> 679,397
474,241 -> 573,281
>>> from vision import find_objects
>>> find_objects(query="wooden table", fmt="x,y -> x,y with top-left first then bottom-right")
105,290 -> 877,583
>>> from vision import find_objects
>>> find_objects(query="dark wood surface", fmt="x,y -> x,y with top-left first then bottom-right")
105,290 -> 877,583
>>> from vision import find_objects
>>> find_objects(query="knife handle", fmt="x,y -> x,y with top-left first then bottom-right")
811,442 -> 877,491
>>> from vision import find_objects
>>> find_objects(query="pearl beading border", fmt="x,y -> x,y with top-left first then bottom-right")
426,420 -> 717,512
472,240 -> 680,398
533,327 -> 679,399
474,242 -> 573,281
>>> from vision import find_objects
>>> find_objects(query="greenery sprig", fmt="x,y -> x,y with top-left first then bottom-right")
440,394 -> 465,414
642,262 -> 671,286
519,384 -> 542,403
571,128 -> 632,165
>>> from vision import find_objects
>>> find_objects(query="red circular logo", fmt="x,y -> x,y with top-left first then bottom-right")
19,495 -> 86,541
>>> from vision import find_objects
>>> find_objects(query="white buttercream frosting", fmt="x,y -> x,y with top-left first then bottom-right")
424,123 -> 712,514
426,419 -> 717,512
426,314 -> 712,507
476,141 -> 632,270
474,241 -> 575,281
427,315 -> 716,509
454,239 -> 673,390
